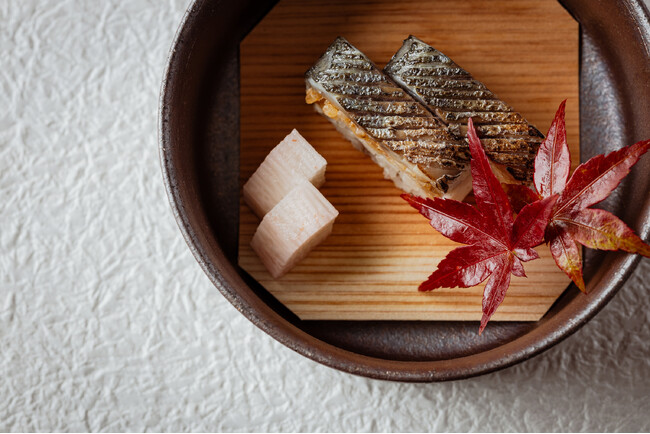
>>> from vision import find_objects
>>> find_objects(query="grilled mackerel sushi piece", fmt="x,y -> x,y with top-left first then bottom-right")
384,36 -> 544,181
305,37 -> 473,200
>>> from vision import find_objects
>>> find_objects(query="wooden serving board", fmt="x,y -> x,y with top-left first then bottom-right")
239,0 -> 579,321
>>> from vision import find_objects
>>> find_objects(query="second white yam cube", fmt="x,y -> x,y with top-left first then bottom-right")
250,180 -> 339,278
243,129 -> 327,218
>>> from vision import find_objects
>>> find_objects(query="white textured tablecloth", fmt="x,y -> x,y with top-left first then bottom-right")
1,1 -> 649,431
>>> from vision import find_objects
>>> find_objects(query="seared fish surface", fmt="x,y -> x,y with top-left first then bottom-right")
305,37 -> 472,200
384,35 -> 543,181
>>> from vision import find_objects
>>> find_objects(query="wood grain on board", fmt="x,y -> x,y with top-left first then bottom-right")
239,0 -> 579,321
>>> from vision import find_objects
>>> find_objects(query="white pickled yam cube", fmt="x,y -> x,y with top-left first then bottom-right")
243,129 -> 327,218
250,180 -> 339,278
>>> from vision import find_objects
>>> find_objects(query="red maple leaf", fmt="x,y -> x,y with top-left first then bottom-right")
505,101 -> 650,291
403,119 -> 558,333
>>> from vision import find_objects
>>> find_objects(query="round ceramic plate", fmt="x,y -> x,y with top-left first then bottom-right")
159,0 -> 650,381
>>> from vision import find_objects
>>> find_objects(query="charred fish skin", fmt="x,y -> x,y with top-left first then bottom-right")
384,35 -> 543,181
305,37 -> 472,199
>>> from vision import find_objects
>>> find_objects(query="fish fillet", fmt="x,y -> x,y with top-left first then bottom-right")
250,180 -> 339,278
243,129 -> 327,218
305,37 -> 473,200
384,36 -> 543,181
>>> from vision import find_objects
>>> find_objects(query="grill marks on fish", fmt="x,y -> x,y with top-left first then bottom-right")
384,36 -> 543,181
306,37 -> 471,197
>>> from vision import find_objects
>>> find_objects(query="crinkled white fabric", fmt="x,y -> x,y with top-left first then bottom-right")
1,0 -> 649,431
